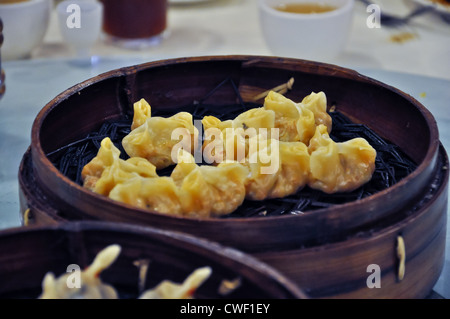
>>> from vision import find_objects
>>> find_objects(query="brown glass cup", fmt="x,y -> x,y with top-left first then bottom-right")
99,0 -> 168,49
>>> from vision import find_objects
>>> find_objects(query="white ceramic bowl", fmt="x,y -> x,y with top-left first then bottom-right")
258,0 -> 355,62
0,0 -> 52,60
56,0 -> 103,57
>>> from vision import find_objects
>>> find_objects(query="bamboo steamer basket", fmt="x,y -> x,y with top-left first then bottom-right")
0,221 -> 306,298
18,56 -> 448,298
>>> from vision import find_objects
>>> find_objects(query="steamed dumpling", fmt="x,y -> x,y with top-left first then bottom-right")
202,90 -> 331,164
171,152 -> 249,217
301,91 -> 332,130
82,138 -> 248,217
243,135 -> 310,200
131,98 -> 152,130
39,245 -> 121,299
171,153 -> 249,216
201,107 -> 275,164
109,176 -> 184,215
81,137 -> 158,196
263,90 -> 332,144
81,137 -> 121,189
202,107 -> 275,132
308,124 -> 377,193
85,146 -> 249,217
122,98 -> 199,170
139,267 -> 212,299
263,90 -> 313,142
108,156 -> 249,217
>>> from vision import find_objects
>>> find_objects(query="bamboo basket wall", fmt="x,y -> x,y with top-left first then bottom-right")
0,221 -> 306,298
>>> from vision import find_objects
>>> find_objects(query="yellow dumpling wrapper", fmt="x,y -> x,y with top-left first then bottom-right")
131,98 -> 152,130
301,91 -> 332,130
201,108 -> 275,164
232,107 -> 276,130
109,176 -> 184,215
170,151 -> 249,217
201,122 -> 236,164
263,91 -> 332,144
263,90 -> 307,142
201,90 -> 331,165
82,140 -> 247,217
81,137 -> 121,186
39,243 -> 212,300
81,137 -> 158,196
308,125 -> 377,194
243,135 -> 310,200
105,151 -> 248,218
202,107 -> 275,131
39,245 -> 121,299
202,115 -> 232,132
122,99 -> 199,170
203,127 -> 260,164
139,267 -> 212,299
177,165 -> 249,217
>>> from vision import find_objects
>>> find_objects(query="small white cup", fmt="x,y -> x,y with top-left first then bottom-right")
57,0 -> 103,59
0,0 -> 52,60
258,0 -> 355,62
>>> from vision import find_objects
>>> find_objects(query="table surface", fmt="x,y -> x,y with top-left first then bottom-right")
0,0 -> 449,298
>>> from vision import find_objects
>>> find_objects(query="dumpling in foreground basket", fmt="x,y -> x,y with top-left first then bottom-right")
122,98 -> 199,170
39,244 -> 213,299
39,245 -> 121,299
308,124 -> 377,194
139,267 -> 212,299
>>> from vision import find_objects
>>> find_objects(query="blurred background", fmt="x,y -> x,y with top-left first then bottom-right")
1,0 -> 449,79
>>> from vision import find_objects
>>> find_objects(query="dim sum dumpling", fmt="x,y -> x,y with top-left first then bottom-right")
201,90 -> 331,165
232,107 -> 276,130
82,141 -> 248,217
171,151 -> 249,217
244,135 -> 310,200
203,126 -> 260,164
202,115 -> 232,132
263,90 -> 312,142
122,99 -> 199,170
81,137 -> 158,196
263,90 -> 331,144
139,267 -> 212,299
39,245 -> 121,299
109,176 -> 184,215
202,107 -> 275,131
308,124 -> 377,193
131,98 -> 152,130
201,108 -> 275,164
81,137 -> 121,190
106,150 -> 249,218
301,91 -> 332,131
